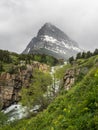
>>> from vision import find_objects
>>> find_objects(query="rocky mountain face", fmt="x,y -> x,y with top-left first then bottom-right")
63,68 -> 80,90
23,23 -> 81,60
63,66 -> 89,90
0,62 -> 49,109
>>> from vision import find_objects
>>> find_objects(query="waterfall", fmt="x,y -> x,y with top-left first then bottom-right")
2,64 -> 65,121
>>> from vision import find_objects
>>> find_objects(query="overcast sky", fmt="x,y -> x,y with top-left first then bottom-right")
0,0 -> 98,53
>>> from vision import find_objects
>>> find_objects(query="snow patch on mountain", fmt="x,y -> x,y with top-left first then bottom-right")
43,35 -> 58,43
23,23 -> 82,60
25,48 -> 30,53
42,35 -> 81,52
45,46 -> 66,54
61,41 -> 81,52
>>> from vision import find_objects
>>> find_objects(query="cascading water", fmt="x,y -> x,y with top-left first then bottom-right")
2,64 -> 66,121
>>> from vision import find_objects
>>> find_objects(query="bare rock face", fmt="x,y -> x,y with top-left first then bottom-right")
0,62 -> 49,109
0,71 -> 30,109
23,23 -> 82,60
63,69 -> 80,90
32,61 -> 50,72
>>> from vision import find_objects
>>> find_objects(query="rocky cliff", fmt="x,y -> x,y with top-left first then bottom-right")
63,63 -> 91,90
0,62 -> 49,109
63,68 -> 80,90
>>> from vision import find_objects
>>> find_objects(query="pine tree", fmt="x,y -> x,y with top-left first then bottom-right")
76,52 -> 81,59
69,56 -> 74,65
85,51 -> 92,58
81,52 -> 86,59
93,48 -> 98,55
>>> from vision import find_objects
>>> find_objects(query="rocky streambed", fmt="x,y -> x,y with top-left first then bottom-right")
1,65 -> 61,121
1,62 -> 81,121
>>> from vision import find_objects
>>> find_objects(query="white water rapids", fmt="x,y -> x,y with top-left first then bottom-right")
2,64 -> 66,121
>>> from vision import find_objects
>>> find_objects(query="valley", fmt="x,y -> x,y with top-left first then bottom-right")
0,49 -> 98,130
0,23 -> 98,130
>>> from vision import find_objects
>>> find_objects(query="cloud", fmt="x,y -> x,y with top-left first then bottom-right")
0,0 -> 98,53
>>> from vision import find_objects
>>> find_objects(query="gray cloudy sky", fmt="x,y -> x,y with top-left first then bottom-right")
0,0 -> 98,53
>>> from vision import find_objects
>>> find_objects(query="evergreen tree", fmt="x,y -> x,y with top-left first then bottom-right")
0,50 -> 12,63
76,52 -> 81,59
85,51 -> 92,58
68,56 -> 74,65
0,62 -> 3,72
93,48 -> 98,55
81,52 -> 86,58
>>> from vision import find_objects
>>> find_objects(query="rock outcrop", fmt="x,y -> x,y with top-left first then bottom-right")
63,68 -> 80,90
63,66 -> 90,90
0,62 -> 49,109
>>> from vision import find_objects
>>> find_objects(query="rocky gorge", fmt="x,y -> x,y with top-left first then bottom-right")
0,62 -> 49,109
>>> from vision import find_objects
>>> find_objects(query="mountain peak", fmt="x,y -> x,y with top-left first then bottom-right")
37,22 -> 56,37
44,22 -> 53,27
23,23 -> 82,60
37,22 -> 69,41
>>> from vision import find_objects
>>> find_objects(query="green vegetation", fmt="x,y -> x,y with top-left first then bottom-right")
21,69 -> 53,111
0,62 -> 3,72
75,48 -> 98,60
18,54 -> 63,66
68,56 -> 74,65
55,64 -> 71,80
0,50 -> 12,63
0,112 -> 8,127
0,50 -> 98,129
0,50 -> 62,73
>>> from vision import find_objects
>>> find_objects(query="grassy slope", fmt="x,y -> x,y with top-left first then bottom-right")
1,56 -> 98,130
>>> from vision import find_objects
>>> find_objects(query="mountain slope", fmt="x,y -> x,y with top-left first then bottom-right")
1,55 -> 98,130
23,23 -> 81,60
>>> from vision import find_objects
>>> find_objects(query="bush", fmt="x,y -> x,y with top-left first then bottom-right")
0,112 -> 8,126
7,66 -> 18,74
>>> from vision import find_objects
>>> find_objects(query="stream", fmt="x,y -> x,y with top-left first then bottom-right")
2,64 -> 66,121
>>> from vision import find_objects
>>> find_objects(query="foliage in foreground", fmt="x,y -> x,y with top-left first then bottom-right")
21,69 -> 53,110
1,55 -> 98,130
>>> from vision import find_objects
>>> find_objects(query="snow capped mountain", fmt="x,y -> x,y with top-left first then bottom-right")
23,23 -> 82,60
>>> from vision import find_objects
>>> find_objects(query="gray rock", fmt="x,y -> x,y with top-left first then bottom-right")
23,23 -> 82,60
